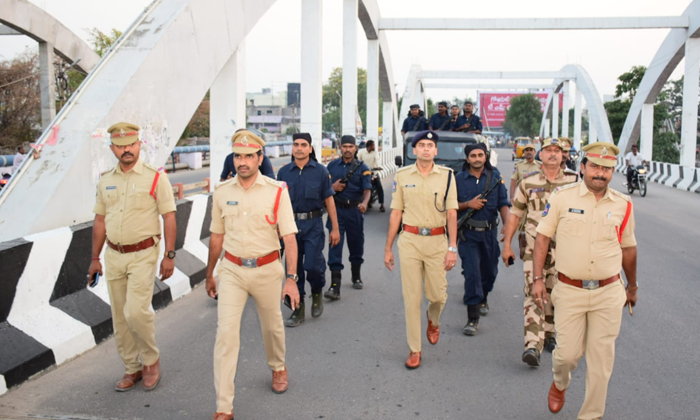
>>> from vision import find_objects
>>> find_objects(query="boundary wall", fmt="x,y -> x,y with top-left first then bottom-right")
614,158 -> 700,193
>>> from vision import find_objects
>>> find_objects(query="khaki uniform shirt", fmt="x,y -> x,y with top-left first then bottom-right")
511,159 -> 542,182
94,159 -> 176,245
391,163 -> 458,228
536,182 -> 636,280
510,168 -> 579,239
210,174 -> 297,258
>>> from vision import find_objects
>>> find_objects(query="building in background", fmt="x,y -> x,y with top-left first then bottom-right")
246,83 -> 301,135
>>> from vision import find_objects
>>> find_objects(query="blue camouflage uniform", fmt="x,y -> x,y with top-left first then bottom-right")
277,159 -> 334,299
456,167 -> 510,306
429,112 -> 451,131
402,115 -> 428,133
326,158 -> 372,271
455,114 -> 484,133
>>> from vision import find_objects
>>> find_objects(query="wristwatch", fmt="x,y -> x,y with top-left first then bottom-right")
286,274 -> 298,281
166,250 -> 176,259
447,246 -> 458,253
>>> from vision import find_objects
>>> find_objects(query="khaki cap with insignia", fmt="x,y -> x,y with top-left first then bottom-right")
558,137 -> 572,151
522,142 -> 536,151
108,122 -> 140,146
231,130 -> 266,154
540,138 -> 563,150
582,142 -> 620,167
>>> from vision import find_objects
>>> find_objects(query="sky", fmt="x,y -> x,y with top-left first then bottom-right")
0,0 -> 694,106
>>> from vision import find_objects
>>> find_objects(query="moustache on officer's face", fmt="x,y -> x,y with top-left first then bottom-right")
593,176 -> 607,181
121,152 -> 133,158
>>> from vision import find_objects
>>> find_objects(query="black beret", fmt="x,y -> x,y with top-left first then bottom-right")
341,135 -> 356,145
464,142 -> 488,157
409,104 -> 420,109
438,101 -> 448,107
292,132 -> 312,143
411,130 -> 438,147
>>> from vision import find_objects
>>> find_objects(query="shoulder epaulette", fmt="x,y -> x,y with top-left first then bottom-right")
610,188 -> 632,202
264,177 -> 287,188
437,165 -> 453,173
396,165 -> 412,173
143,162 -> 160,173
100,168 -> 115,176
552,182 -> 580,195
523,170 -> 541,179
563,168 -> 577,175
215,178 -> 235,190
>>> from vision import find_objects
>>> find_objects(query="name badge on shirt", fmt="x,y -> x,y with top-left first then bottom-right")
568,208 -> 584,214
405,184 -> 416,188
227,201 -> 238,205
106,186 -> 116,190
529,187 -> 544,194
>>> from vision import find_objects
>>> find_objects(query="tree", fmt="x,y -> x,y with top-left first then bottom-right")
321,67 -> 383,134
653,132 -> 680,164
181,98 -> 210,139
0,50 -> 41,152
615,65 -> 646,100
502,94 -> 543,138
603,99 -> 631,143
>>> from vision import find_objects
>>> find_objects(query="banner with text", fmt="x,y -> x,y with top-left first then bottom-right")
478,92 -> 563,129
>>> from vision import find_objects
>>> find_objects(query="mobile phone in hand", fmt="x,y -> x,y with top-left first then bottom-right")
508,257 -> 515,266
89,272 -> 100,288
283,294 -> 292,310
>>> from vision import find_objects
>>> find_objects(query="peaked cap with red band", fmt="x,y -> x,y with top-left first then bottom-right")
108,122 -> 140,146
582,141 -> 620,168
231,130 -> 266,154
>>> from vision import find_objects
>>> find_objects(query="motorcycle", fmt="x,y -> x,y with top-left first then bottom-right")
368,167 -> 382,209
625,165 -> 648,197
0,173 -> 11,191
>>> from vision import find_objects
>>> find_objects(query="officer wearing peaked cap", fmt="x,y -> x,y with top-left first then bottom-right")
276,132 -> 341,327
206,130 -> 300,420
88,122 -> 177,392
385,130 -> 459,369
533,141 -> 638,419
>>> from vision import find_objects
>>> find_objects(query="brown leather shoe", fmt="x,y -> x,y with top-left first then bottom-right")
143,359 -> 161,391
426,311 -> 439,345
548,381 -> 566,413
115,371 -> 142,392
271,366 -> 288,394
405,351 -> 421,369
213,412 -> 233,420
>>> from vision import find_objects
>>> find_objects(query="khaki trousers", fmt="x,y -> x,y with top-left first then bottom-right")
214,258 -> 286,414
105,246 -> 160,374
550,278 -> 627,420
397,233 -> 448,353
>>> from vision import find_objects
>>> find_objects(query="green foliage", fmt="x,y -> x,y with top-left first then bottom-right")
181,100 -> 210,139
88,28 -> 123,57
0,50 -> 42,151
285,126 -> 299,135
653,132 -> 680,164
615,66 -> 646,100
426,98 -> 435,117
502,94 -> 542,138
603,100 -> 630,144
321,67 -> 383,133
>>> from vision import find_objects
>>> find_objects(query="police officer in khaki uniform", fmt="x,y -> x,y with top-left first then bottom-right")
502,138 -> 578,367
205,130 -> 300,420
384,130 -> 458,369
559,137 -> 577,173
532,142 -> 638,419
510,142 -> 541,202
88,122 -> 177,392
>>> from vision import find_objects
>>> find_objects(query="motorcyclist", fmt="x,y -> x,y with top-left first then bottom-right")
357,140 -> 385,212
625,144 -> 648,186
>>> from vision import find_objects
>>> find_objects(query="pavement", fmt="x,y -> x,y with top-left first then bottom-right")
1,152 -> 699,420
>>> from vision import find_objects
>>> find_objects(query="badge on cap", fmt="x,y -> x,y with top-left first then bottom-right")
242,136 -> 248,145
427,133 -> 433,139
601,147 -> 608,156
119,129 -> 126,137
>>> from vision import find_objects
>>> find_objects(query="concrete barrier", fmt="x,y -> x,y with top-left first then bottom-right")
615,157 -> 699,194
0,194 -> 213,395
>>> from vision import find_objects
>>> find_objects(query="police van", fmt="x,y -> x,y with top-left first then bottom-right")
395,131 -> 497,172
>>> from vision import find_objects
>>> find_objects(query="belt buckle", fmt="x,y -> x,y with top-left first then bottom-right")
241,258 -> 258,268
582,280 -> 599,290
117,243 -> 125,253
419,227 -> 430,236
475,227 -> 485,232
298,213 -> 308,220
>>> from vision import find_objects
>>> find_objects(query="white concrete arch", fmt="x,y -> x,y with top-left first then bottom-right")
0,0 -> 100,73
399,64 -> 428,124
0,0 -> 277,241
618,0 -> 700,164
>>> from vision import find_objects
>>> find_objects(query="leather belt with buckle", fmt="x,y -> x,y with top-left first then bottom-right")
402,224 -> 446,236
107,236 -> 159,254
225,250 -> 280,268
334,198 -> 362,209
294,209 -> 323,220
558,273 -> 619,290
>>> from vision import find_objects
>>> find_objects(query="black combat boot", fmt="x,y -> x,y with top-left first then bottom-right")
463,305 -> 480,336
478,295 -> 489,316
284,300 -> 305,328
324,271 -> 341,300
351,264 -> 363,289
522,348 -> 541,367
544,334 -> 557,353
311,292 -> 323,318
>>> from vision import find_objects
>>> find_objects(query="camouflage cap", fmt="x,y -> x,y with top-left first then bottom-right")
582,142 -> 619,167
540,138 -> 563,151
231,130 -> 266,154
558,137 -> 573,151
108,122 -> 140,146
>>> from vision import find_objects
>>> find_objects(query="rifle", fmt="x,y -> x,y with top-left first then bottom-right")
457,172 -> 503,242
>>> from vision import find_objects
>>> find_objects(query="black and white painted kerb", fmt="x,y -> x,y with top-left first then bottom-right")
0,194 -> 214,395
615,157 -> 700,194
